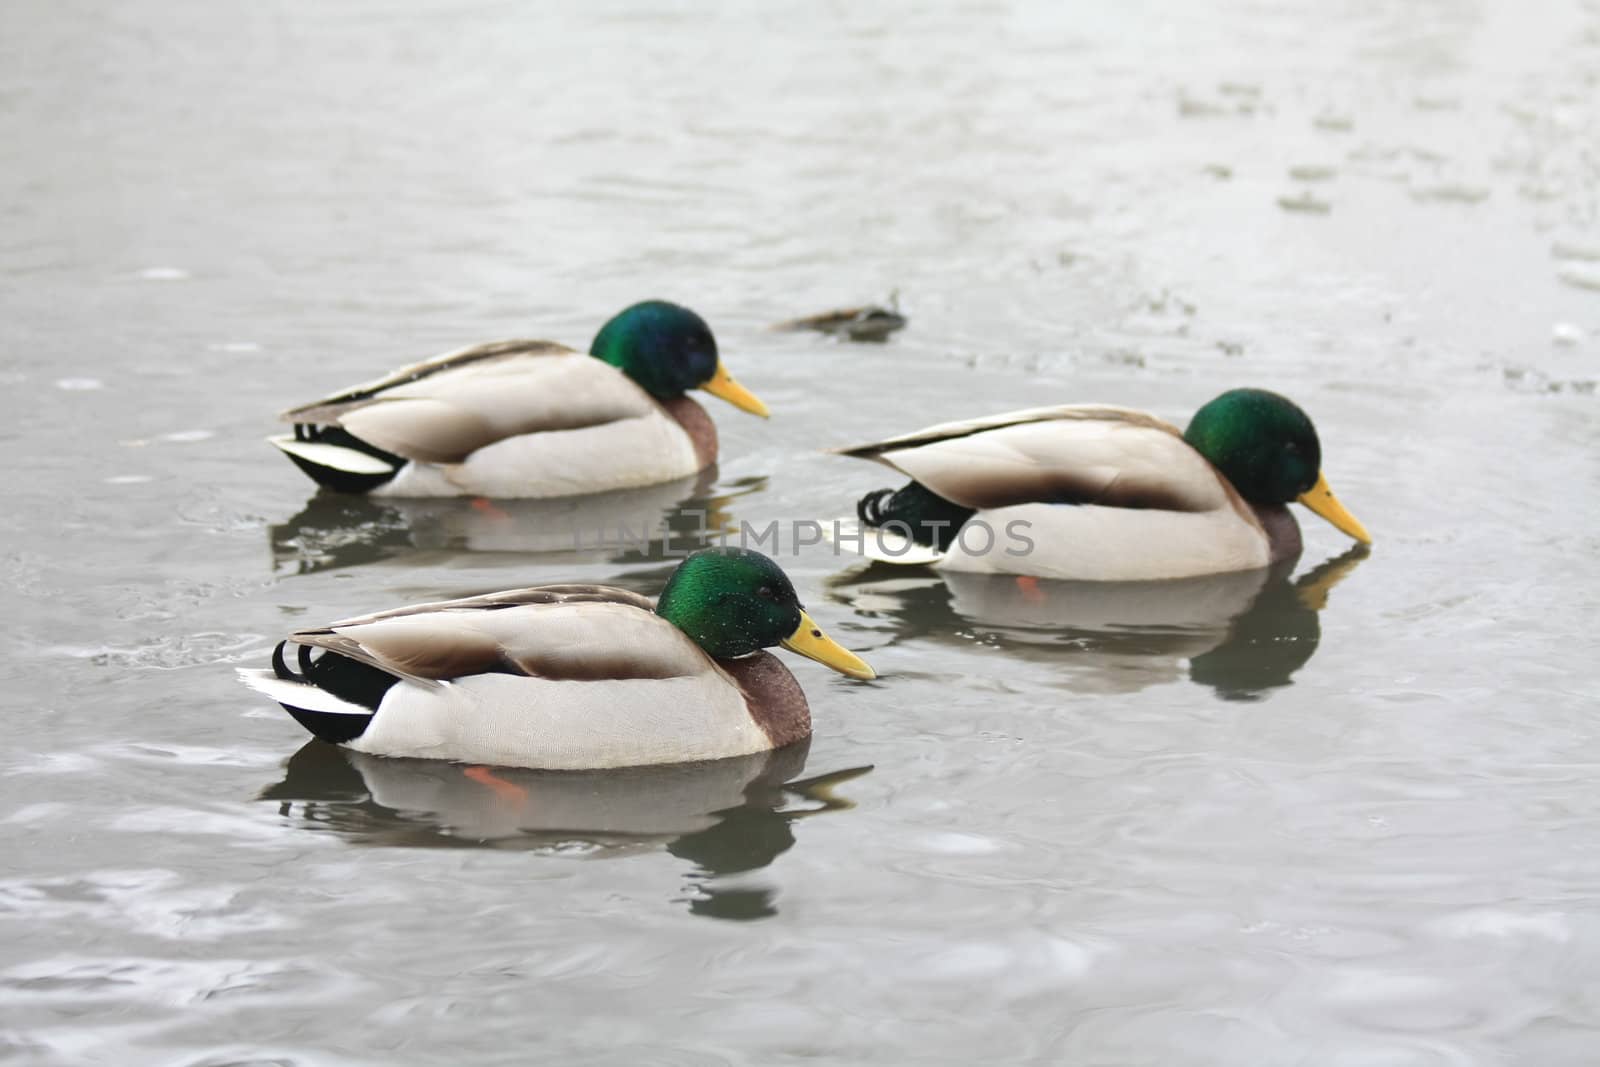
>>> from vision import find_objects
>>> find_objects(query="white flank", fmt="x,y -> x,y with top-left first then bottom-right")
348,672 -> 767,770
373,409 -> 701,499
371,461 -> 461,496
936,503 -> 1271,581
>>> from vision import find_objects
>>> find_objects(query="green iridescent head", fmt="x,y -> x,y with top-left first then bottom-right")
1183,388 -> 1321,504
1185,387 -> 1373,543
656,548 -> 874,678
590,301 -> 769,416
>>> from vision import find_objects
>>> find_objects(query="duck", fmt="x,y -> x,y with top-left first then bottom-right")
269,300 -> 769,498
832,387 -> 1372,581
237,548 -> 875,769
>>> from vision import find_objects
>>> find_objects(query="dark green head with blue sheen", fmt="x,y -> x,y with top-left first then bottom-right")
656,548 -> 875,678
1184,388 -> 1321,504
655,547 -> 802,658
590,301 -> 719,400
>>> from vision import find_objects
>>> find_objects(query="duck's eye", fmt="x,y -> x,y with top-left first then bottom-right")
756,585 -> 775,599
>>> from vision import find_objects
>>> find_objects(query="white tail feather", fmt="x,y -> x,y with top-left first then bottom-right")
822,517 -> 946,566
268,434 -> 397,475
236,668 -> 373,717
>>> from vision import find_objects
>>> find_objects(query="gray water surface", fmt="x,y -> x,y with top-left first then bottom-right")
3,1 -> 1600,1063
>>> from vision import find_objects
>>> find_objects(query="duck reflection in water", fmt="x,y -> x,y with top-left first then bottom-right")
260,739 -> 870,921
830,545 -> 1368,699
268,469 -> 761,575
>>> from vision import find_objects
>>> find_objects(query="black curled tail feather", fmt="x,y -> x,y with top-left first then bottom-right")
857,488 -> 894,527
271,639 -> 319,682
266,639 -> 394,745
272,639 -> 290,679
853,480 -> 975,551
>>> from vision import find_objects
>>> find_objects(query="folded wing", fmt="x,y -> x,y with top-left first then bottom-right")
836,405 -> 1229,514
286,586 -> 712,686
281,341 -> 659,464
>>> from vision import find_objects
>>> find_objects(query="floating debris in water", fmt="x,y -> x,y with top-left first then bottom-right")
773,295 -> 907,342
1552,240 -> 1600,262
1557,263 -> 1600,292
1313,113 -> 1355,132
120,429 -> 215,447
1177,94 -> 1229,118
1178,83 -> 1260,117
1552,323 -> 1583,347
1519,179 -> 1564,203
1288,164 -> 1337,182
55,377 -> 103,391
1413,94 -> 1462,111
1278,191 -> 1332,215
104,474 -> 154,485
1503,366 -> 1597,395
1411,183 -> 1491,204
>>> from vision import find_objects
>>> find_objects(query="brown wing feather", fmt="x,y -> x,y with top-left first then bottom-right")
832,405 -> 1181,458
293,585 -> 656,633
836,405 -> 1227,514
297,625 -> 503,684
279,340 -> 574,424
925,463 -> 1199,512
287,585 -> 694,686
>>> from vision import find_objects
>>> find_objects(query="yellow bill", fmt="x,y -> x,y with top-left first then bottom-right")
701,362 -> 770,418
1297,471 -> 1372,545
781,610 -> 876,680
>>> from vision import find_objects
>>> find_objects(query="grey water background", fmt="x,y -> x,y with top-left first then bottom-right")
3,0 -> 1599,1062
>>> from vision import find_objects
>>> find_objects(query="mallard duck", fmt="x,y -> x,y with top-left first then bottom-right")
237,548 -> 875,769
834,387 -> 1371,581
270,301 -> 768,498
